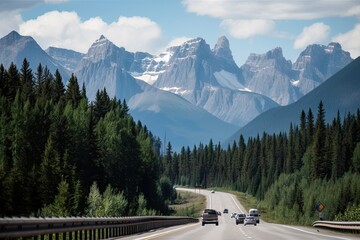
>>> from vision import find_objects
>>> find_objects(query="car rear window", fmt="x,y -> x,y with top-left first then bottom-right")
204,209 -> 217,214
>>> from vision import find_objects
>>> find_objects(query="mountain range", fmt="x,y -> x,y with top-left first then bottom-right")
225,55 -> 360,145
0,31 -> 357,150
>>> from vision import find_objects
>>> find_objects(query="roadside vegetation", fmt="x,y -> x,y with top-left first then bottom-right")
169,190 -> 206,218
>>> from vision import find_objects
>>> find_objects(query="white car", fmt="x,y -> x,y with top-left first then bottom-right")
244,215 -> 257,226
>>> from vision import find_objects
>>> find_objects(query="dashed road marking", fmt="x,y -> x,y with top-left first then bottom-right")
239,227 -> 252,239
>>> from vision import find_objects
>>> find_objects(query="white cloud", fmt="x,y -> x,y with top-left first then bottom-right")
181,0 -> 360,20
220,19 -> 275,39
333,23 -> 360,59
18,11 -> 163,54
0,11 -> 22,37
294,23 -> 330,49
165,37 -> 192,49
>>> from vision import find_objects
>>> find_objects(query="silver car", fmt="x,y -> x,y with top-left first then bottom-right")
244,215 -> 257,226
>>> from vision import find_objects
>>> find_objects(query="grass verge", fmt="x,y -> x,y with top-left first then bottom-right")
169,189 -> 206,218
211,187 -> 277,223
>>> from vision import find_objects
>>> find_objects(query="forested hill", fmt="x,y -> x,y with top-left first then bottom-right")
0,59 -> 176,217
163,102 -> 360,223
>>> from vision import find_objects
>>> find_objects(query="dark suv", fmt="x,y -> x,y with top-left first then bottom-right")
235,213 -> 246,225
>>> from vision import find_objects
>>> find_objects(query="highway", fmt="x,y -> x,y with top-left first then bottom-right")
115,188 -> 358,240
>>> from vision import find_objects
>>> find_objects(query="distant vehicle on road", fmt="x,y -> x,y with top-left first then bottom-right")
249,208 -> 260,223
231,212 -> 237,218
235,213 -> 246,225
217,211 -> 222,216
223,208 -> 228,214
211,190 -> 215,193
244,215 -> 257,226
201,209 -> 219,226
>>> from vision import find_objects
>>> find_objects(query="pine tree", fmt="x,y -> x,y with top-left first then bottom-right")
7,63 -> 20,101
311,101 -> 329,179
51,70 -> 65,103
19,58 -> 34,102
65,74 -> 81,108
38,136 -> 61,205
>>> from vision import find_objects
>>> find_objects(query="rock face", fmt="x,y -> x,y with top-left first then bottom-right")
241,47 -> 299,106
241,43 -> 352,106
46,47 -> 84,73
153,37 -> 278,126
293,42 -> 353,96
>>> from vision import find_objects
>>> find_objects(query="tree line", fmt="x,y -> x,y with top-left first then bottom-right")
163,101 -> 360,222
0,59 -> 176,217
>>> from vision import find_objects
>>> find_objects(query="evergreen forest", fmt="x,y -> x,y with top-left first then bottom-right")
0,59 -> 176,217
162,102 -> 360,223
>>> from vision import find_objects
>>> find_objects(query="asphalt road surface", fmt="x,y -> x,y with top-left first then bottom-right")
115,188 -> 359,240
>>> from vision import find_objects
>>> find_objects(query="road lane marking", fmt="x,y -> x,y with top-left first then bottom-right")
239,228 -> 252,239
134,223 -> 198,240
231,195 -> 244,213
280,225 -> 353,240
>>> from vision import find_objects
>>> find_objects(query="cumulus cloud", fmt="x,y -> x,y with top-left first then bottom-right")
333,24 -> 360,59
220,19 -> 275,39
0,12 -> 22,37
165,37 -> 192,49
18,11 -> 163,54
181,0 -> 360,20
294,23 -> 330,49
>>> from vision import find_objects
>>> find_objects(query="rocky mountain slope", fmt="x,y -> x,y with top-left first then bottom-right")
0,31 -> 69,81
225,56 -> 360,145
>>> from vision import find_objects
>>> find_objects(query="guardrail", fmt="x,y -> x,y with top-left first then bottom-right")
0,216 -> 198,239
312,220 -> 360,233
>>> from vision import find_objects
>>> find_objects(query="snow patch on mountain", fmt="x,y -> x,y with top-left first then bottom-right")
213,70 -> 244,90
130,51 -> 172,85
131,71 -> 163,85
160,87 -> 191,96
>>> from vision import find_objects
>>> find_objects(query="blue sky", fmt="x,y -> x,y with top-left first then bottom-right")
0,0 -> 359,65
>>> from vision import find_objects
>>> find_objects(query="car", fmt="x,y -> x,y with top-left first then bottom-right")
201,209 -> 219,226
223,208 -> 228,214
235,213 -> 246,225
249,208 -> 260,223
211,190 -> 215,193
244,215 -> 257,226
231,212 -> 237,218
217,211 -> 222,216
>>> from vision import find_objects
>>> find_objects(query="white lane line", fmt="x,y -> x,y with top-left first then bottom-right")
231,195 -> 244,213
209,194 -> 212,208
134,223 -> 197,240
280,225 -> 353,240
239,227 -> 252,239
